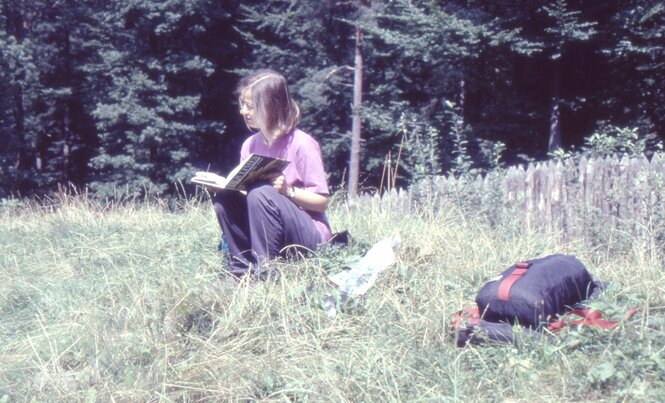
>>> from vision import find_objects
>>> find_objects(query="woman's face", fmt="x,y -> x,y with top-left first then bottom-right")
239,88 -> 256,129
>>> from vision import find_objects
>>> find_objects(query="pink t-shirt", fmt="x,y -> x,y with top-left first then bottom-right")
240,129 -> 332,242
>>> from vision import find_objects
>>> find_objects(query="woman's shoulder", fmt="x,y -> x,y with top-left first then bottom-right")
243,132 -> 262,146
241,132 -> 264,157
243,132 -> 267,149
290,128 -> 321,148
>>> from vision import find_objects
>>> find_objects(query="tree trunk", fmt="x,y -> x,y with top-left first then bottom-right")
348,25 -> 363,197
13,87 -> 27,171
7,3 -> 28,175
62,31 -> 72,180
548,58 -> 562,153
459,77 -> 465,123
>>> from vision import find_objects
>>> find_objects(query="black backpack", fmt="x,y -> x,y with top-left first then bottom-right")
452,254 -> 611,346
476,254 -> 599,328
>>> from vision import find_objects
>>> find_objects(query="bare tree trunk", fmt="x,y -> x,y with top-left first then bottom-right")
348,25 -> 363,196
13,87 -> 27,171
548,58 -> 562,152
62,31 -> 72,181
548,98 -> 561,152
62,103 -> 71,178
459,77 -> 465,122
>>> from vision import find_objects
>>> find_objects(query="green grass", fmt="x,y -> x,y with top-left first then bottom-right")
0,191 -> 663,401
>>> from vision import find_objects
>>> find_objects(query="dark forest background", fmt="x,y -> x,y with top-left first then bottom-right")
1,0 -> 663,198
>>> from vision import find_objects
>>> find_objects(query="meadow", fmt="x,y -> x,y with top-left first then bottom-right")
0,189 -> 663,401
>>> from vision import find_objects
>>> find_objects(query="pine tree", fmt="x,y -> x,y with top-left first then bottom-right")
0,0 -> 46,196
607,0 -> 665,138
1,1 -> 112,196
361,0 -> 485,179
362,0 -> 541,179
27,1 -> 101,191
85,0 -> 215,197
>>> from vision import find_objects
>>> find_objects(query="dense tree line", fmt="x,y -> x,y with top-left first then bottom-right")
1,0 -> 663,198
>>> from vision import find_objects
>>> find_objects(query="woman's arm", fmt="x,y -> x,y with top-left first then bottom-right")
286,185 -> 329,212
270,174 -> 329,213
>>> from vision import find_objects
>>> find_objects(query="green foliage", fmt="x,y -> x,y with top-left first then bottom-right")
0,15 -> 41,195
541,0 -> 597,59
362,0 -> 487,179
583,126 -> 663,158
398,113 -> 443,182
85,0 -> 215,198
550,126 -> 664,160
479,138 -> 507,170
0,0 -> 664,198
429,101 -> 506,180
361,0 -> 545,181
0,0 -> 228,199
446,101 -> 475,178
607,0 -> 665,136
0,1 -> 105,196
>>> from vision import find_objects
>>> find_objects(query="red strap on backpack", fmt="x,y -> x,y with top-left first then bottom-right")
451,307 -> 480,329
497,262 -> 530,301
547,307 -> 639,334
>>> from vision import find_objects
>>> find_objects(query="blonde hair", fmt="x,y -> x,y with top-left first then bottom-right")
236,69 -> 300,143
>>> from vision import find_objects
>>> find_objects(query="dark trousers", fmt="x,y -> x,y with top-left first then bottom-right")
213,183 -> 321,275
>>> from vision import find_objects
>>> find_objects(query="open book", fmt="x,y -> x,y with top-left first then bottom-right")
192,153 -> 289,191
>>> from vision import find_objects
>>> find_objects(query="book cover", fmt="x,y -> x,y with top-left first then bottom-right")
192,154 -> 290,191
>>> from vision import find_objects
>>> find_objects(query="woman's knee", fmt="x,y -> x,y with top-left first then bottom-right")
213,201 -> 225,217
212,191 -> 241,219
212,193 -> 228,215
246,183 -> 277,209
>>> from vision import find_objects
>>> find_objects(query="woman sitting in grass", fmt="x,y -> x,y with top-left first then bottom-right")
212,69 -> 332,277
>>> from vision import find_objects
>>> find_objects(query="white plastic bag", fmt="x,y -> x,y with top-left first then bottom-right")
328,234 -> 401,297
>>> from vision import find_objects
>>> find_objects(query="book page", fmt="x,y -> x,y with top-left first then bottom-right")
191,172 -> 227,190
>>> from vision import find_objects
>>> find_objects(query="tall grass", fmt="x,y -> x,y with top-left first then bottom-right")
0,190 -> 663,401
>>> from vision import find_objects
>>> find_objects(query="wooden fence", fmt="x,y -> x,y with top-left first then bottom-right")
357,153 -> 665,242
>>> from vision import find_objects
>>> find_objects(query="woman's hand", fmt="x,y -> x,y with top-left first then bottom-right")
264,172 -> 329,212
265,172 -> 288,195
